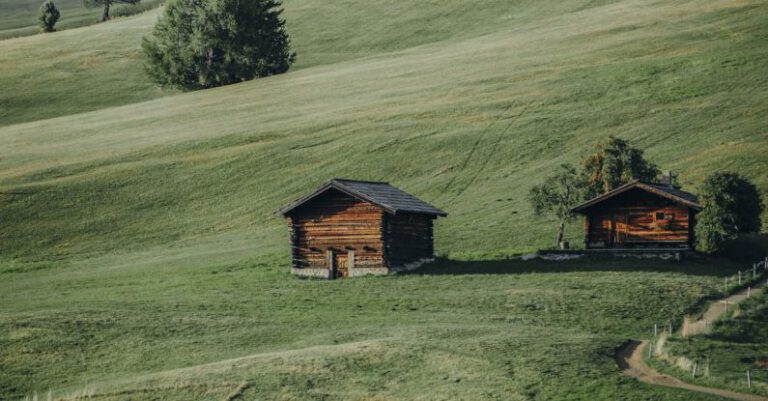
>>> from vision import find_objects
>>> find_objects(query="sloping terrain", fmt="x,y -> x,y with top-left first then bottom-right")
1,0 -> 766,260
1,0 -> 767,399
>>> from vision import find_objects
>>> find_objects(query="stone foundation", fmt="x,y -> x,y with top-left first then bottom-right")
292,258 -> 435,279
532,249 -> 692,261
291,267 -> 332,279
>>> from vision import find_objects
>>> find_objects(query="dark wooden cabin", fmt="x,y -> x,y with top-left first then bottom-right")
279,179 -> 447,278
572,179 -> 701,250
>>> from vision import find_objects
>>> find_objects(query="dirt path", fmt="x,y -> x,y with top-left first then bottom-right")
683,278 -> 768,337
616,340 -> 768,401
616,278 -> 768,401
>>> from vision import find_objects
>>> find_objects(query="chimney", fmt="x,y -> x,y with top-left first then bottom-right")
661,170 -> 674,187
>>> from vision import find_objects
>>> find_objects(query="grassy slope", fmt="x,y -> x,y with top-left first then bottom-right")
1,0 -> 767,399
661,287 -> 768,396
0,0 -> 163,39
0,0 -> 621,127
0,252 -> 743,400
1,0 -> 766,259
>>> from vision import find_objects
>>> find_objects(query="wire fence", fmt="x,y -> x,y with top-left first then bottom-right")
646,256 -> 768,391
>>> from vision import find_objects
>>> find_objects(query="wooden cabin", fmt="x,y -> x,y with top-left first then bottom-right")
279,179 -> 447,278
571,179 -> 701,250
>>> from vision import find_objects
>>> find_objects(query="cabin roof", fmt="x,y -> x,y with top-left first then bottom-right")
572,180 -> 702,213
279,178 -> 448,217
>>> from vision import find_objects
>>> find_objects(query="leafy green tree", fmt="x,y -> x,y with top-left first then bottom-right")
696,172 -> 764,253
83,0 -> 140,22
580,135 -> 660,198
38,0 -> 60,32
142,0 -> 295,90
529,164 -> 584,248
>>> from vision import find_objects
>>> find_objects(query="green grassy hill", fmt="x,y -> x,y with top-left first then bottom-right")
1,0 -> 767,399
0,0 -> 163,39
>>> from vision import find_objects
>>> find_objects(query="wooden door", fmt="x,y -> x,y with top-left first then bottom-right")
612,213 -> 628,247
335,253 -> 349,278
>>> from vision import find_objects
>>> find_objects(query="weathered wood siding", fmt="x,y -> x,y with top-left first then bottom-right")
584,188 -> 693,248
288,189 -> 385,269
384,213 -> 435,267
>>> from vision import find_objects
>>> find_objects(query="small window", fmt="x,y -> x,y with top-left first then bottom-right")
655,212 -> 665,221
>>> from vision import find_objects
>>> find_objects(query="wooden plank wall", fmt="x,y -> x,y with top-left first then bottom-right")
384,213 -> 435,267
288,189 -> 384,268
585,189 -> 692,248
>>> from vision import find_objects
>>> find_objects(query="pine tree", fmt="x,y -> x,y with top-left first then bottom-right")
38,0 -> 60,33
142,0 -> 295,90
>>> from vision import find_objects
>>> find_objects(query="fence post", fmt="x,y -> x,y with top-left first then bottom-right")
654,324 -> 658,337
754,264 -> 757,279
747,286 -> 751,298
692,362 -> 698,378
669,321 -> 673,335
747,370 -> 751,388
648,341 -> 653,359
738,270 -> 742,285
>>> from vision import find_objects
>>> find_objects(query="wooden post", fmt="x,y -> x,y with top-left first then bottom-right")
705,359 -> 710,377
648,341 -> 653,359
692,362 -> 698,378
754,264 -> 757,279
725,277 -> 729,290
326,250 -> 336,279
669,321 -> 673,335
747,370 -> 751,388
747,286 -> 751,298
738,270 -> 742,285
347,250 -> 355,276
654,324 -> 658,337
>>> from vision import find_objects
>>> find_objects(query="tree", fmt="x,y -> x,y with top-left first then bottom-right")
142,0 -> 295,90
696,172 -> 764,253
83,0 -> 140,23
38,0 -> 60,32
529,164 -> 584,248
580,135 -> 660,199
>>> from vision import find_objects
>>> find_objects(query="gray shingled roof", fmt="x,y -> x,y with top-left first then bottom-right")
572,180 -> 701,212
279,178 -> 447,217
645,183 -> 700,205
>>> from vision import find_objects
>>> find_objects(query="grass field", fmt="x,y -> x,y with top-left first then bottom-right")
0,252 -> 748,400
1,0 -> 768,399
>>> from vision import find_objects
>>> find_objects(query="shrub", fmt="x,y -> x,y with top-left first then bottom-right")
696,172 -> 764,253
142,0 -> 295,90
38,0 -> 60,33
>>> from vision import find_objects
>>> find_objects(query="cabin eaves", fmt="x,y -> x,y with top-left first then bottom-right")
571,180 -> 702,213
279,178 -> 447,217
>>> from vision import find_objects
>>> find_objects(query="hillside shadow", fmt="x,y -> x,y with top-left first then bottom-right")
405,256 -> 748,277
